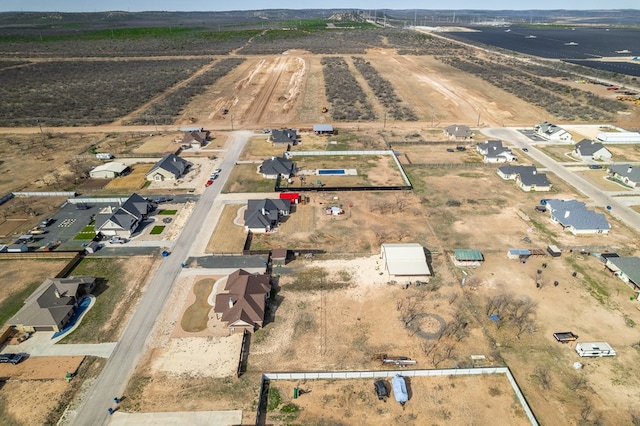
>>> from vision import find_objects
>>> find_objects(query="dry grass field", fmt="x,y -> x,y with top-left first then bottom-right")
395,144 -> 483,165
536,145 -> 578,162
104,163 -> 154,191
239,136 -> 286,161
133,134 -> 179,154
575,169 -> 634,192
222,164 -> 276,193
605,144 -> 640,162
206,205 -> 247,254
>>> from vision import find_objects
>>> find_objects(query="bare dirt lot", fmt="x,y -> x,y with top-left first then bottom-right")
267,375 -> 527,425
0,356 -> 84,380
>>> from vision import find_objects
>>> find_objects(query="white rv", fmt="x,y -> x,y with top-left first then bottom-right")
96,153 -> 114,160
575,342 -> 616,357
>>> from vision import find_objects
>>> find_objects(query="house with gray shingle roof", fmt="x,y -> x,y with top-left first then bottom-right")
534,121 -> 572,142
497,165 -> 551,192
605,256 -> 640,292
259,156 -> 295,179
146,154 -> 191,181
244,198 -> 291,233
477,140 -> 516,163
573,139 -> 612,161
270,129 -> 298,145
546,199 -> 610,235
8,276 -> 95,333
607,164 -> 640,188
95,193 -> 152,237
444,124 -> 473,140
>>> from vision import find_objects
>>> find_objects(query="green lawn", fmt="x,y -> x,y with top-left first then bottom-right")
157,210 -> 177,215
60,258 -> 132,343
150,226 -> 165,235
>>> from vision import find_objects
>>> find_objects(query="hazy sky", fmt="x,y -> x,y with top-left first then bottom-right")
1,1 -> 637,12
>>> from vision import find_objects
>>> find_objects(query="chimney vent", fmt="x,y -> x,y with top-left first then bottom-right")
228,297 -> 234,308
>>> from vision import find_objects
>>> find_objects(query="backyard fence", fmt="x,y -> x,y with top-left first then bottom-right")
13,191 -> 76,197
256,367 -> 538,426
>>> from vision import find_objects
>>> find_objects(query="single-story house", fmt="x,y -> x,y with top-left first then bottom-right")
604,256 -> 640,292
260,156 -> 295,179
244,198 -> 291,233
380,243 -> 431,281
497,165 -> 551,192
452,249 -> 484,267
214,269 -> 272,333
270,129 -> 298,145
534,122 -> 572,142
146,154 -> 191,181
507,248 -> 532,260
180,130 -> 210,149
89,162 -> 129,179
94,193 -> 152,237
313,124 -> 334,135
607,164 -> 640,188
8,276 -> 96,333
444,124 -> 473,140
573,139 -> 612,161
476,140 -> 516,163
545,199 -> 610,235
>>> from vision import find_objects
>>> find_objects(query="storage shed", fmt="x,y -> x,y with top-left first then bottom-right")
380,243 -> 431,281
453,249 -> 484,266
507,249 -> 531,260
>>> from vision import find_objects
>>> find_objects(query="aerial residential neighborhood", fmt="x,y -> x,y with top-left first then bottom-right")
0,7 -> 640,426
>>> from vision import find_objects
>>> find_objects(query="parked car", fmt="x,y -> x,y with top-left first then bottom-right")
374,380 -> 389,401
153,197 -> 172,203
522,147 -> 529,152
109,236 -> 128,244
205,180 -> 213,187
446,148 -> 455,152
213,168 -> 222,174
75,203 -> 90,210
0,353 -> 24,364
589,165 -> 603,169
40,218 -> 53,227
29,228 -> 47,235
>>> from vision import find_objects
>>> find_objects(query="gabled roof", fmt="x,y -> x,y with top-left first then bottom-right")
260,157 -> 294,176
608,164 -> 640,183
244,199 -> 291,229
546,199 -> 610,231
214,269 -> 271,327
9,277 -> 95,328
453,249 -> 483,261
574,139 -> 607,156
608,256 -> 640,284
90,162 -> 128,174
444,124 -> 473,138
146,154 -> 190,178
381,243 -> 431,276
313,124 -> 334,132
535,121 -> 567,136
95,193 -> 149,233
182,130 -> 209,145
498,165 -> 536,176
518,168 -> 550,187
271,129 -> 298,143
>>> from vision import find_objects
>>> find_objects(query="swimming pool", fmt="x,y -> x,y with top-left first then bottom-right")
52,296 -> 92,339
318,169 -> 346,175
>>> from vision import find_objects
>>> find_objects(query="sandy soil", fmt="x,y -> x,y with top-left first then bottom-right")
0,356 -> 85,380
150,335 -> 242,378
2,380 -> 71,425
268,376 -> 528,425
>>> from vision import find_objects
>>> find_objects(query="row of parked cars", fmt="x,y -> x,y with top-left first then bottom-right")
205,168 -> 222,187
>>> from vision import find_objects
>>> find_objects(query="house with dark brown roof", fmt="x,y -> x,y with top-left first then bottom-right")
214,269 -> 271,333
181,130 -> 210,148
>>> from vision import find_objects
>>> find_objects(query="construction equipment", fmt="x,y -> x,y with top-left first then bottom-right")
321,106 -> 328,113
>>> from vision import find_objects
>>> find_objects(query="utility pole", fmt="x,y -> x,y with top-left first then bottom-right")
36,119 -> 42,133
477,111 -> 481,127
383,111 -> 387,128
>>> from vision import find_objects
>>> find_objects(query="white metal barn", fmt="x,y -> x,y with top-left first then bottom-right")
380,243 -> 431,282
89,162 -> 128,179
575,342 -> 616,357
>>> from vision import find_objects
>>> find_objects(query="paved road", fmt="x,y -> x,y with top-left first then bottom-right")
71,131 -> 253,426
482,128 -> 640,232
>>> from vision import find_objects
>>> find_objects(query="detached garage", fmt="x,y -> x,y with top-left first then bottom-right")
380,243 -> 431,282
89,162 -> 128,179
